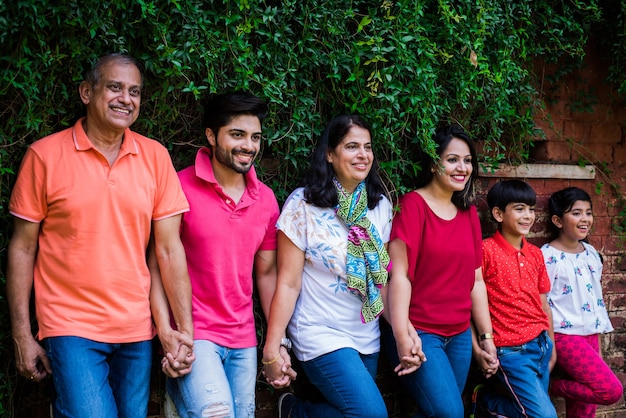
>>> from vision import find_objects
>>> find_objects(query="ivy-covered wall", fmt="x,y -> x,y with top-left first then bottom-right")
2,1 -> 626,417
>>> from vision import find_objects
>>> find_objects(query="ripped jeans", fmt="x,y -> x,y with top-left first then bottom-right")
166,340 -> 256,418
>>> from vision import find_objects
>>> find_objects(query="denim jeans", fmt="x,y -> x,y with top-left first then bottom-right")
485,330 -> 557,418
166,340 -> 256,418
292,347 -> 387,418
44,336 -> 152,418
383,324 -> 472,418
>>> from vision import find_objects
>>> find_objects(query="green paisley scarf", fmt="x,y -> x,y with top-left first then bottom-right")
334,178 -> 390,323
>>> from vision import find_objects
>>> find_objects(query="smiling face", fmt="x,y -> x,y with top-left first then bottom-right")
553,200 -> 593,242
80,61 -> 142,135
494,202 -> 536,241
207,114 -> 261,174
326,125 -> 374,193
432,137 -> 473,193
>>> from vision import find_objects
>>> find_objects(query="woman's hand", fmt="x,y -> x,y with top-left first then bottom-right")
262,346 -> 297,388
476,339 -> 499,378
394,329 -> 426,376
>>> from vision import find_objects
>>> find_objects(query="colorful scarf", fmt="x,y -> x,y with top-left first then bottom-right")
333,178 -> 390,323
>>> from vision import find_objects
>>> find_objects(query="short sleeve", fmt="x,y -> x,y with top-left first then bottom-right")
277,188 -> 308,252
258,191 -> 280,251
152,146 -> 189,220
9,147 -> 47,222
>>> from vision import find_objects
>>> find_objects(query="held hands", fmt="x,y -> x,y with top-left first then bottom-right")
262,346 -> 297,388
549,345 -> 557,372
158,328 -> 195,378
394,328 -> 427,376
476,338 -> 499,378
13,335 -> 52,382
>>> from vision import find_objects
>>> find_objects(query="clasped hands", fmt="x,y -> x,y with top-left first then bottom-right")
475,338 -> 499,378
262,345 -> 297,388
394,329 -> 427,376
159,328 -> 195,378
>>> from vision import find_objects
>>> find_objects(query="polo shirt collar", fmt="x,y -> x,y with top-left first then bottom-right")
194,147 -> 261,197
72,117 -> 139,156
492,229 -> 531,256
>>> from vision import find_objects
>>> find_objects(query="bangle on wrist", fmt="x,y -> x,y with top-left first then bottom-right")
479,332 -> 494,341
261,353 -> 281,365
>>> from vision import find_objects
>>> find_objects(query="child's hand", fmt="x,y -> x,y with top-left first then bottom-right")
549,346 -> 557,372
475,347 -> 499,378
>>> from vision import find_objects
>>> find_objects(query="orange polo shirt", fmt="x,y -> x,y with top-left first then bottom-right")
9,118 -> 189,343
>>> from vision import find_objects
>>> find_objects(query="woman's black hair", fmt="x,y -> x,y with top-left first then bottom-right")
547,187 -> 593,237
302,114 -> 385,209
416,122 -> 478,209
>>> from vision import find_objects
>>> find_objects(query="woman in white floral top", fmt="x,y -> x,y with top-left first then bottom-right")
262,114 -> 408,418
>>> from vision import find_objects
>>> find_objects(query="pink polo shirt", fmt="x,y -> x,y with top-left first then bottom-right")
178,147 -> 279,348
9,118 -> 189,342
482,230 -> 551,346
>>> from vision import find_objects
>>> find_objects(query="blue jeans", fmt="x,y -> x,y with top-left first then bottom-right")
166,340 -> 256,418
44,336 -> 152,418
292,348 -> 387,418
485,331 -> 557,418
383,325 -> 472,418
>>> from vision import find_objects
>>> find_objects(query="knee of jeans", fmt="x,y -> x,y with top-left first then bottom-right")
199,401 -> 232,418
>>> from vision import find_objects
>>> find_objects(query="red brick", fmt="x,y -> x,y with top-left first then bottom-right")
563,120 -> 591,143
571,104 -> 615,124
614,145 -> 626,166
533,116 -> 564,142
593,216 -> 613,235
578,142 -> 613,163
593,195 -> 610,216
540,140 -> 573,162
590,123 -> 622,145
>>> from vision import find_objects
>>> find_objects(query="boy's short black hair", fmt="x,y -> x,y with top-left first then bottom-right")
487,180 -> 536,212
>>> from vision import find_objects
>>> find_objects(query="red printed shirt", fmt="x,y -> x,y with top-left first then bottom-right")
482,230 -> 551,346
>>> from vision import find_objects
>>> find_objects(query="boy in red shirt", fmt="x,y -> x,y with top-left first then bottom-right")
476,180 -> 557,417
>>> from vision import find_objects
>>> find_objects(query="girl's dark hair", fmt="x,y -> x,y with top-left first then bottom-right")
548,187 -> 593,237
487,180 -> 537,212
302,114 -> 385,209
416,122 -> 478,209
203,91 -> 267,137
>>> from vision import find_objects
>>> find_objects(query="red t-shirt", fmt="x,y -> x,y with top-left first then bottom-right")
482,230 -> 551,346
390,192 -> 482,336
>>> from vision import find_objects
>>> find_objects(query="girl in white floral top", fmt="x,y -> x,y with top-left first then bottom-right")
542,187 -> 622,418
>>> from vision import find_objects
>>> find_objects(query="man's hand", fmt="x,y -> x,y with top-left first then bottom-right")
158,328 -> 195,378
13,335 -> 52,382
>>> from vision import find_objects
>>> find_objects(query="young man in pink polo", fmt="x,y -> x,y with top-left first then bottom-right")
164,92 -> 280,417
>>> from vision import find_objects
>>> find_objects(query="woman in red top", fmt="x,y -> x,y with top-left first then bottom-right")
385,123 -> 497,417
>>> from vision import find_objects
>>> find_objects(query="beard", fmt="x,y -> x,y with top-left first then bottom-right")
214,143 -> 258,174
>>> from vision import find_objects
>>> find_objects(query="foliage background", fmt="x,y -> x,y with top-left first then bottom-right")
1,0 -> 623,415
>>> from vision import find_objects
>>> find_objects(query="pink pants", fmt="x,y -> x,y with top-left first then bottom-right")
551,333 -> 623,418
